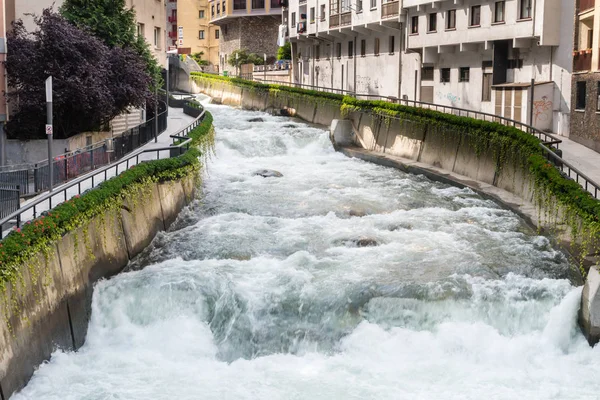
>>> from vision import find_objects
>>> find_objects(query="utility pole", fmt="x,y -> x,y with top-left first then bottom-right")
45,77 -> 53,192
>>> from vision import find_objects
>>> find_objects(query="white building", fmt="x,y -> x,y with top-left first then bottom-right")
286,0 -> 574,135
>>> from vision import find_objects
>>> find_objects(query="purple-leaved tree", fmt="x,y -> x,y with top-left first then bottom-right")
5,9 -> 151,140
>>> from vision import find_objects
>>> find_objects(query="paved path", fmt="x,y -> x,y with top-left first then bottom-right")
556,135 -> 600,186
1,107 -> 196,238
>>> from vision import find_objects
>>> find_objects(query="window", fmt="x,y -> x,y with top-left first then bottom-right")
482,73 -> 492,101
494,1 -> 505,23
137,23 -> 145,37
154,27 -> 161,48
215,29 -> 220,39
388,35 -> 395,54
361,39 -> 366,56
211,5 -> 215,16
252,0 -> 265,9
357,0 -> 363,12
459,67 -> 470,82
199,9 -> 205,18
199,30 -> 205,39
519,0 -> 532,19
320,4 -> 326,19
446,10 -> 456,30
316,45 -> 320,60
336,42 -> 342,58
374,37 -> 380,55
310,7 -> 315,22
217,3 -> 220,12
348,41 -> 354,57
291,12 -> 296,27
470,5 -> 481,26
597,82 -> 600,111
440,68 -> 450,83
234,0 -> 246,10
411,16 -> 418,34
428,13 -> 437,32
588,30 -> 594,49
370,0 -> 376,9
421,66 -> 434,81
223,2 -> 226,13
576,81 -> 587,110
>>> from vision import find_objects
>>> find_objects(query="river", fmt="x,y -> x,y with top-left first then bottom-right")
12,103 -> 600,399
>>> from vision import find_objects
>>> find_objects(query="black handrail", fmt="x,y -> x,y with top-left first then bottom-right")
0,111 -> 205,238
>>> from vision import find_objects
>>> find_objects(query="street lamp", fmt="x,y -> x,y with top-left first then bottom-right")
45,77 -> 53,192
263,53 -> 267,82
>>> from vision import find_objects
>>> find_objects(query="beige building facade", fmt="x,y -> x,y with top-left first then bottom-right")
6,0 -> 166,65
177,0 -> 220,67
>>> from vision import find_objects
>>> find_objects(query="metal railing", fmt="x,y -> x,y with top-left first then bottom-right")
381,0 -> 399,18
340,12 -> 351,26
574,51 -> 593,72
240,77 -> 600,199
0,184 -> 20,220
0,110 -> 205,239
330,14 -> 340,28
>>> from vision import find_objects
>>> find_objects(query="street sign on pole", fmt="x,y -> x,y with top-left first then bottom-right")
45,77 -> 54,192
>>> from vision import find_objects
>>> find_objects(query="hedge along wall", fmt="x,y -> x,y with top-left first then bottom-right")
0,112 -> 215,399
191,72 -> 600,276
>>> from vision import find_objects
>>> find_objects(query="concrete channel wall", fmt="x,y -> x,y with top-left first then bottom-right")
0,174 -> 197,399
192,76 -> 600,346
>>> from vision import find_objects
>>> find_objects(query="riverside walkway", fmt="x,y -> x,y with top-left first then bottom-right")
559,135 -> 600,186
0,106 -> 196,238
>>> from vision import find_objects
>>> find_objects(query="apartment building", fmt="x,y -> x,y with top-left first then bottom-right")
571,0 -> 600,151
6,0 -> 167,66
286,0 -> 574,135
0,0 -> 7,165
209,0 -> 282,74
176,0 -> 220,67
167,0 -> 178,49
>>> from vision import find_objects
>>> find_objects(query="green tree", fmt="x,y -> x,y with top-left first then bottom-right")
61,0 -> 161,88
227,49 -> 264,68
277,42 -> 291,60
191,52 -> 209,66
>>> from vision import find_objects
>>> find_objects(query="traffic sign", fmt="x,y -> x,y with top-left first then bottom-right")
45,124 -> 53,135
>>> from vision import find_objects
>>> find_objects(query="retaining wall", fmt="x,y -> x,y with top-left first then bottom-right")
0,173 -> 198,399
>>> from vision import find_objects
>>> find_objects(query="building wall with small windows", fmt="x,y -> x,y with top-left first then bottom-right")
177,0 -> 220,67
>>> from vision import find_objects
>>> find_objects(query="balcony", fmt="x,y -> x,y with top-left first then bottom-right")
271,0 -> 282,8
574,50 -> 593,72
580,0 -> 595,12
329,12 -> 350,28
168,31 -> 177,38
381,0 -> 399,19
168,16 -> 177,23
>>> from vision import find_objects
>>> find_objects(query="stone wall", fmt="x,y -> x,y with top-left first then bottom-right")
570,71 -> 600,153
0,173 -> 198,399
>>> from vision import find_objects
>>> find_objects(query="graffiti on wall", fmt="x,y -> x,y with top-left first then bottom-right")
436,91 -> 461,104
533,96 -> 553,126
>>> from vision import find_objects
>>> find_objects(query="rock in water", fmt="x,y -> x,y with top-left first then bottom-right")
356,237 -> 378,247
254,169 -> 283,178
248,117 -> 265,122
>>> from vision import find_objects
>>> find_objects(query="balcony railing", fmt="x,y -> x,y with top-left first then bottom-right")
330,14 -> 340,28
580,0 -> 595,12
340,11 -> 351,26
574,50 -> 593,72
168,16 -> 177,23
381,0 -> 399,18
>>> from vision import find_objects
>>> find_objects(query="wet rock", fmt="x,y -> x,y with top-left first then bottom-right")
248,117 -> 265,122
349,209 -> 367,217
254,169 -> 283,178
282,124 -> 297,128
356,237 -> 378,247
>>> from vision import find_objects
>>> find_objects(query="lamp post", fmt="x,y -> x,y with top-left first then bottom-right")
263,53 -> 267,82
45,77 -> 53,192
154,84 -> 158,143
236,52 -> 239,77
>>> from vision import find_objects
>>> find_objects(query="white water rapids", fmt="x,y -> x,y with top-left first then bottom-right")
13,103 -> 600,399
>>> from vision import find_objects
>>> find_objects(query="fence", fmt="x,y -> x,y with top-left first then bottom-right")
0,184 -> 20,220
183,102 -> 204,118
0,102 -> 168,216
0,109 -> 205,238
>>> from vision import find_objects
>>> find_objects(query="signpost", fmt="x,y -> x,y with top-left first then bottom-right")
45,77 -> 53,192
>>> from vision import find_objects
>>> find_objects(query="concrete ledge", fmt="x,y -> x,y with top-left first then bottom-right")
121,184 -> 165,257
581,266 -> 600,345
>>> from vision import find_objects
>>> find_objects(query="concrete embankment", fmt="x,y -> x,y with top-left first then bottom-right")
0,174 -> 197,399
192,75 -> 600,346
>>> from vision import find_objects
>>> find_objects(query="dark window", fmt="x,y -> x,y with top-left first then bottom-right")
361,39 -> 366,56
316,45 -> 320,60
428,13 -> 437,32
252,0 -> 265,9
520,0 -> 532,19
310,7 -> 315,22
199,10 -> 205,18
336,42 -> 342,58
597,82 -> 600,111
388,35 -> 395,54
291,12 -> 296,27
348,41 -> 353,57
357,0 -> 363,12
374,37 -> 380,55
217,3 -> 220,12
588,30 -> 594,49
440,68 -> 450,83
421,66 -> 434,81
211,5 -> 215,16
215,29 -> 220,39
494,1 -> 505,23
234,0 -> 246,9
482,73 -> 492,101
223,2 -> 226,13
320,4 -> 326,19
470,5 -> 481,26
370,0 -> 376,9
459,67 -> 470,82
411,16 -> 418,34
446,9 -> 456,29
199,30 -> 205,39
576,81 -> 587,110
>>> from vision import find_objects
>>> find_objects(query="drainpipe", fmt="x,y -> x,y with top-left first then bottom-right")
353,33 -> 357,94
398,24 -> 403,99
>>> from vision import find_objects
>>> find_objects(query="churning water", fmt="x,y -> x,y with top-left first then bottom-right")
13,104 -> 600,399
